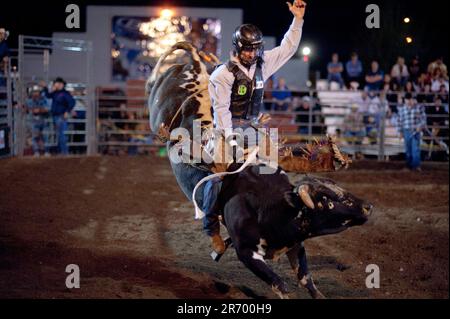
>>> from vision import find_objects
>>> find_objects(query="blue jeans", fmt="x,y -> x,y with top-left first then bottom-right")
328,74 -> 344,88
31,119 -> 49,153
344,130 -> 365,144
201,177 -> 222,236
403,129 -> 421,169
53,115 -> 68,155
167,143 -> 221,236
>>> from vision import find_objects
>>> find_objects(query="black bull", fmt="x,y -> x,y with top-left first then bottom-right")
146,42 -> 373,298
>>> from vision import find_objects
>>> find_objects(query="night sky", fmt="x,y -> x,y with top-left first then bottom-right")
1,0 -> 448,75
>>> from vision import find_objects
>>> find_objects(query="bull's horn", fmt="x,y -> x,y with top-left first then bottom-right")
298,185 -> 315,209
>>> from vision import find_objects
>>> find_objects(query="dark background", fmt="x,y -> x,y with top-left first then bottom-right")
1,0 -> 448,75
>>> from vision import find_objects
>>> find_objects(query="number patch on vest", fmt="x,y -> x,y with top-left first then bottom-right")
238,85 -> 247,95
255,80 -> 264,89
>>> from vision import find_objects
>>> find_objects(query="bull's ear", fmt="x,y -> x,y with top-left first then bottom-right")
284,191 -> 301,209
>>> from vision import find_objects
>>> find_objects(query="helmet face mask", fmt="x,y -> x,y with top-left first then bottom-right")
232,24 -> 264,67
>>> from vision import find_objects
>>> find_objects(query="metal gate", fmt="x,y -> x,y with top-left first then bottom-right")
15,35 -> 95,156
0,58 -> 13,158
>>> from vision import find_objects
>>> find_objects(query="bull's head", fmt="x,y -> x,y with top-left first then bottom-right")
291,176 -> 372,237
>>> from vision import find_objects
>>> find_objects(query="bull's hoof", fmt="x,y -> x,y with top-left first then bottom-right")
299,274 -> 326,299
311,290 -> 326,299
271,282 -> 289,299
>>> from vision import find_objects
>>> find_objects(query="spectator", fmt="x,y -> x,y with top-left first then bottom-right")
427,57 -> 448,78
426,97 -> 448,134
416,72 -> 432,92
345,52 -> 363,89
294,96 -> 312,134
382,82 -> 400,114
25,86 -> 50,157
408,56 -> 421,84
391,56 -> 409,89
417,83 -> 434,105
327,53 -> 345,89
40,77 -> 76,155
365,61 -> 384,91
437,84 -> 449,107
343,103 -> 366,146
397,93 -> 427,171
431,69 -> 449,92
404,80 -> 416,97
0,28 -> 10,86
271,77 -> 292,111
364,90 -> 382,143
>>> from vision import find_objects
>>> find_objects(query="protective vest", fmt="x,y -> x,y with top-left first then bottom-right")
226,60 -> 264,120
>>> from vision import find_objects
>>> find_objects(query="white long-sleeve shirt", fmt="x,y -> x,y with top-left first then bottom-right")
209,18 -> 304,134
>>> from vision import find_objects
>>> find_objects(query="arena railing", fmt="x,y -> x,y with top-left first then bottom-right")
93,86 -> 449,160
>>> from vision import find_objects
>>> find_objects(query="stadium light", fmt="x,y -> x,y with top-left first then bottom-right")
160,8 -> 174,19
403,17 -> 411,23
405,36 -> 413,44
302,46 -> 311,56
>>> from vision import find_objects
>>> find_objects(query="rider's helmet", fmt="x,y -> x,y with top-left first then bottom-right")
232,24 -> 264,66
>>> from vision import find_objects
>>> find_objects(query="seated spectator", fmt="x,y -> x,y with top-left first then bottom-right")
271,77 -> 292,111
431,69 -> 449,92
417,72 -> 432,92
417,83 -> 435,106
408,56 -> 421,84
345,52 -> 363,89
351,90 -> 370,113
391,56 -> 409,89
327,53 -> 345,89
25,85 -> 50,156
426,97 -> 448,134
365,61 -> 384,92
294,96 -> 323,135
362,90 -> 382,144
343,103 -> 366,145
294,96 -> 312,134
404,80 -> 416,97
427,57 -> 448,78
382,82 -> 400,114
438,84 -> 449,106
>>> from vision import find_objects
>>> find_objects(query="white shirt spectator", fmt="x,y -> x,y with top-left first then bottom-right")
391,63 -> 409,78
431,78 -> 449,92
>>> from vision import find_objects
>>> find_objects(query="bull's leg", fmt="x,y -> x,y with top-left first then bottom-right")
235,247 -> 289,299
287,242 -> 325,299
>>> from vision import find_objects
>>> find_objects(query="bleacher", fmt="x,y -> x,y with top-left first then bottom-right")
317,88 -> 404,158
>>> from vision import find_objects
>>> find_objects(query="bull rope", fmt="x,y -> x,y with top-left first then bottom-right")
192,146 -> 260,219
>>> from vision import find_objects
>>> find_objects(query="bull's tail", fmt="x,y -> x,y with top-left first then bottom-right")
145,41 -> 201,96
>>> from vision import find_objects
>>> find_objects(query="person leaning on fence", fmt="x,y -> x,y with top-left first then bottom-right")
40,77 -> 76,156
397,93 -> 427,171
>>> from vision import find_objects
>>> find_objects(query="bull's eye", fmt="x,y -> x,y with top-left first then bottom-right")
317,202 -> 323,209
322,196 -> 327,201
343,200 -> 353,207
328,202 -> 334,209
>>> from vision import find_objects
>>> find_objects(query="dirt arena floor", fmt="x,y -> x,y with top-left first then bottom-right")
0,156 -> 448,299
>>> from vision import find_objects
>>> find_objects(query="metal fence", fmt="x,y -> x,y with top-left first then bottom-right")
13,35 -> 95,157
94,86 -> 449,161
